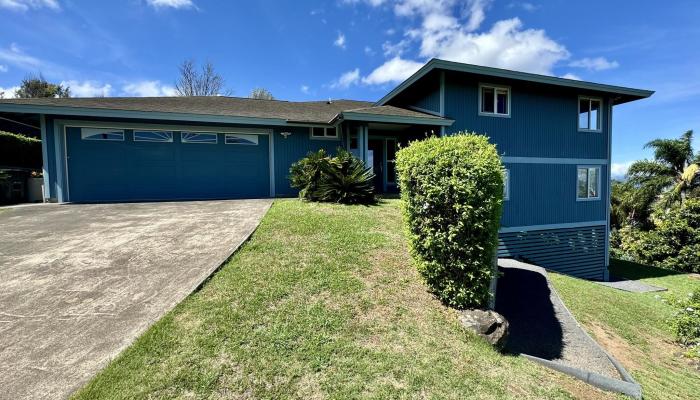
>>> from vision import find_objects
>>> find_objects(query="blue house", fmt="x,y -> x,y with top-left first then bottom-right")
0,59 -> 653,280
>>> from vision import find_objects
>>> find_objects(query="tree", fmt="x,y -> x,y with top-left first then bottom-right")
249,87 -> 274,100
174,59 -> 228,96
627,130 -> 699,208
15,74 -> 70,98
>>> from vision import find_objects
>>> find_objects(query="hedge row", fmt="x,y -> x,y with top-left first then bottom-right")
396,133 -> 504,309
0,131 -> 42,169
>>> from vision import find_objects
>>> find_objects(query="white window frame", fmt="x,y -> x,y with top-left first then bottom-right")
224,133 -> 259,145
576,165 -> 601,201
181,131 -> 218,144
578,96 -> 603,132
309,126 -> 339,140
504,169 -> 510,201
478,83 -> 511,118
81,128 -> 125,141
133,130 -> 174,143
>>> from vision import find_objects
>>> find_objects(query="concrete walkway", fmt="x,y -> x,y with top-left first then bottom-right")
0,199 -> 271,400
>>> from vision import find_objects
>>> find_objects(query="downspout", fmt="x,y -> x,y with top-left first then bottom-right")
39,114 -> 51,201
604,98 -> 615,281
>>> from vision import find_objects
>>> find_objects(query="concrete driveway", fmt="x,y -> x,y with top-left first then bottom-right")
0,199 -> 271,400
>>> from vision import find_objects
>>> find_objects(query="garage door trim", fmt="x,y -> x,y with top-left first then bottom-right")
59,120 -> 275,202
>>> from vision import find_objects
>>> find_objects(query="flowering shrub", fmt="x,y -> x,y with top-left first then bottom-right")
669,289 -> 700,357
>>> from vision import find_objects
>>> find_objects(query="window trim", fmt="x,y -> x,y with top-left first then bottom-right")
309,126 -> 339,140
576,165 -> 602,201
224,133 -> 259,145
504,169 -> 510,201
80,128 -> 125,141
577,96 -> 603,132
478,83 -> 511,118
181,131 -> 219,144
133,130 -> 174,143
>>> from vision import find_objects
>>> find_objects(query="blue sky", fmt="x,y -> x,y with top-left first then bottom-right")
1,0 -> 698,177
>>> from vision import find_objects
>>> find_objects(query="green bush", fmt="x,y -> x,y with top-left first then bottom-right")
0,131 -> 42,169
396,133 -> 504,309
614,199 -> 700,272
289,148 -> 376,205
668,289 -> 700,357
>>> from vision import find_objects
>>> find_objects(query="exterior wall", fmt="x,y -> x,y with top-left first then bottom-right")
389,70 -> 613,279
272,125 -> 343,197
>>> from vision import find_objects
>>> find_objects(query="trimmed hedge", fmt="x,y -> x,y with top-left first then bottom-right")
396,133 -> 504,309
0,131 -> 42,169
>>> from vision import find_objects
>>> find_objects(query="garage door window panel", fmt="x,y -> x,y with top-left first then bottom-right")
225,133 -> 259,145
81,128 -> 125,141
134,130 -> 174,142
182,132 -> 218,144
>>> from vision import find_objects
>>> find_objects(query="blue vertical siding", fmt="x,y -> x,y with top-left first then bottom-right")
443,71 -> 609,159
273,126 -> 342,196
393,71 -> 441,113
41,116 -> 57,200
502,163 -> 608,227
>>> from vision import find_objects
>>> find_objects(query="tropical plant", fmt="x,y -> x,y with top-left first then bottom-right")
15,73 -> 70,98
396,133 -> 504,309
288,149 -> 376,205
627,130 -> 699,208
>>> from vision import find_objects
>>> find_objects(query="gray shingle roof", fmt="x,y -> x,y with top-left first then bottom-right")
0,96 -> 448,124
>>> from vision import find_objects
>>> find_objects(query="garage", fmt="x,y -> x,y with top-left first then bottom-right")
65,125 -> 271,202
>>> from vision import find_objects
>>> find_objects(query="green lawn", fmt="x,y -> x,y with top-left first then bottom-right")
73,199 -> 602,400
550,259 -> 700,400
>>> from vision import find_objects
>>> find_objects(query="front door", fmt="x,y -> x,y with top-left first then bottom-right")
367,139 -> 384,192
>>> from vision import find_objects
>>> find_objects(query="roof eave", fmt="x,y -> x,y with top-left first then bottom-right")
340,111 -> 454,126
376,58 -> 654,106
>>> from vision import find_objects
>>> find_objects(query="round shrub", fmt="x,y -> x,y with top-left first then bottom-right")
396,133 -> 504,309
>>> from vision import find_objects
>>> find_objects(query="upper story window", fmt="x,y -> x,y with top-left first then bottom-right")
577,166 -> 601,200
81,128 -> 124,141
503,169 -> 510,201
479,84 -> 510,117
578,97 -> 602,132
310,126 -> 338,139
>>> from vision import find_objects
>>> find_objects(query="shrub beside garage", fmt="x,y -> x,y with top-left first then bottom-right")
396,133 -> 504,309
0,131 -> 42,169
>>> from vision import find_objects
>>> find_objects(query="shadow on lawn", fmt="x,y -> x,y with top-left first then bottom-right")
609,258 -> 684,281
495,266 -> 564,360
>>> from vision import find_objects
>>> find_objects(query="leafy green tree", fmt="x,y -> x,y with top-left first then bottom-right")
249,88 -> 274,100
15,74 -> 70,98
627,130 -> 699,208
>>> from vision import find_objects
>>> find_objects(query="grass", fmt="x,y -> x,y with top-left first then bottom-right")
72,199 -> 602,400
549,259 -> 700,400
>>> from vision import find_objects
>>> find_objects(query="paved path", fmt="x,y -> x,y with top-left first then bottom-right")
495,259 -> 621,379
0,200 -> 271,400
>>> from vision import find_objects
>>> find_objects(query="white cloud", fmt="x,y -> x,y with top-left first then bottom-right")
508,2 -> 539,12
0,0 -> 59,12
0,65 -> 8,72
122,80 -> 176,97
334,32 -> 347,49
611,162 -> 633,180
569,57 -> 619,71
0,43 -> 43,70
0,86 -> 19,98
561,73 -> 581,80
331,68 -> 361,89
364,46 -> 375,55
62,80 -> 112,97
362,57 -> 423,85
146,0 -> 195,9
382,39 -> 411,57
300,85 -> 310,94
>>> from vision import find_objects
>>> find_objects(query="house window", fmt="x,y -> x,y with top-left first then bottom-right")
577,166 -> 601,200
181,132 -> 218,144
310,126 -> 338,139
578,97 -> 602,131
81,128 -> 124,141
225,133 -> 259,145
133,130 -> 173,142
504,169 -> 510,200
479,84 -> 510,116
